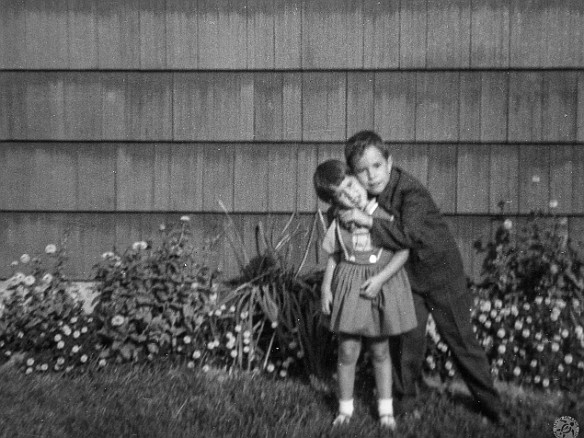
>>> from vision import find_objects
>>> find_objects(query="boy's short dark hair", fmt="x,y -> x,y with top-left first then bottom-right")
345,130 -> 390,169
313,159 -> 349,204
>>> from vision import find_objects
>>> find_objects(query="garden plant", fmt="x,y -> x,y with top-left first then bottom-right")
1,210 -> 583,436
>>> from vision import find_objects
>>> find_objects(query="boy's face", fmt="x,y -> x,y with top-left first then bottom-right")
352,145 -> 392,196
333,175 -> 368,210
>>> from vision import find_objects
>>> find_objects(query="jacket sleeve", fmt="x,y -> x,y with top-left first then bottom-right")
370,186 -> 431,252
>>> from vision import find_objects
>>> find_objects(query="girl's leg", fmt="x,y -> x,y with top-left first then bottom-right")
368,337 -> 396,430
334,333 -> 362,425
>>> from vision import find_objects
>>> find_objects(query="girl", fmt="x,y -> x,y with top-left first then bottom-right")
313,159 -> 417,430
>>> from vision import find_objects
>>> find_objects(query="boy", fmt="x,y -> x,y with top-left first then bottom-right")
337,130 -> 502,424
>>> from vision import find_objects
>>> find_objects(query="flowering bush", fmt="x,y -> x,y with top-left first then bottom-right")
423,211 -> 584,391
91,216 -> 225,366
0,243 -> 98,373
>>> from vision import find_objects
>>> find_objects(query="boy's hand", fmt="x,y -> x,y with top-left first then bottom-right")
321,288 -> 333,315
359,277 -> 383,300
338,208 -> 372,229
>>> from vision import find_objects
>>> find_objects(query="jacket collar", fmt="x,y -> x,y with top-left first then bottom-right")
378,166 -> 402,207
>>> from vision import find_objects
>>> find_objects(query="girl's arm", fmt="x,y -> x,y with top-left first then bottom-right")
360,249 -> 409,300
321,254 -> 337,315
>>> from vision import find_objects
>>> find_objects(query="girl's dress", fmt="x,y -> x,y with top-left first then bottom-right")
323,200 -> 417,337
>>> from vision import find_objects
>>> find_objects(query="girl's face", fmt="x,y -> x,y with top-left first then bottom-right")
333,175 -> 368,210
352,145 -> 392,196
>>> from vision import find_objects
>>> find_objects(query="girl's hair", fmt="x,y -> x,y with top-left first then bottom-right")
345,130 -> 390,169
313,159 -> 349,204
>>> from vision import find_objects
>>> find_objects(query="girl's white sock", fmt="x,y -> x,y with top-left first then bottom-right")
339,398 -> 354,417
378,398 -> 393,417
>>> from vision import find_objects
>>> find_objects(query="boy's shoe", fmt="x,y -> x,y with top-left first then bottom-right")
332,413 -> 351,427
394,396 -> 418,417
479,405 -> 503,426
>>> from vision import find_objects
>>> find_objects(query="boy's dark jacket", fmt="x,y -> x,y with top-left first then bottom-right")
328,166 -> 465,293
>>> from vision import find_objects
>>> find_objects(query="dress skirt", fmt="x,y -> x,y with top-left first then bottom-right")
329,250 -> 417,337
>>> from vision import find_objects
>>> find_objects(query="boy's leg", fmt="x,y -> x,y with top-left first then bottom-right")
395,291 -> 430,405
427,277 -> 500,419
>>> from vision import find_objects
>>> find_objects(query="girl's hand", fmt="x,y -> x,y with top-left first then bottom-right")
338,208 -> 372,229
321,288 -> 333,315
359,277 -> 383,300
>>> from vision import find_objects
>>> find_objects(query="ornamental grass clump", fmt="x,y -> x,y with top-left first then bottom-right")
221,209 -> 336,379
0,242 -> 97,374
423,210 -> 584,392
91,216 -> 224,366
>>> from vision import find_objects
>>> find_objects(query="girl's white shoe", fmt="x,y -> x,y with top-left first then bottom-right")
332,413 -> 352,426
379,414 -> 396,431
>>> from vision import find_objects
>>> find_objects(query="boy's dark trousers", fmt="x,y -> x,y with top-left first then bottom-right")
389,274 -> 500,416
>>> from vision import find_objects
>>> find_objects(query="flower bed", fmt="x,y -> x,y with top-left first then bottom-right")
424,212 -> 584,392
1,211 -> 583,392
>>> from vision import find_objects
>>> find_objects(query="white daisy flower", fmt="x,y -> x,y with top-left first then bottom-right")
20,254 -> 31,264
45,244 -> 57,254
192,350 -> 202,359
111,315 -> 125,326
180,216 -> 191,222
132,241 -> 148,251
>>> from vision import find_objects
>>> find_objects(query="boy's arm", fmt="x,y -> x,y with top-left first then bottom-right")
369,188 -> 429,251
360,249 -> 409,299
338,191 -> 426,252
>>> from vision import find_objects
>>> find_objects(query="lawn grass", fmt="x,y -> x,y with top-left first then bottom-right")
0,363 -> 581,438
